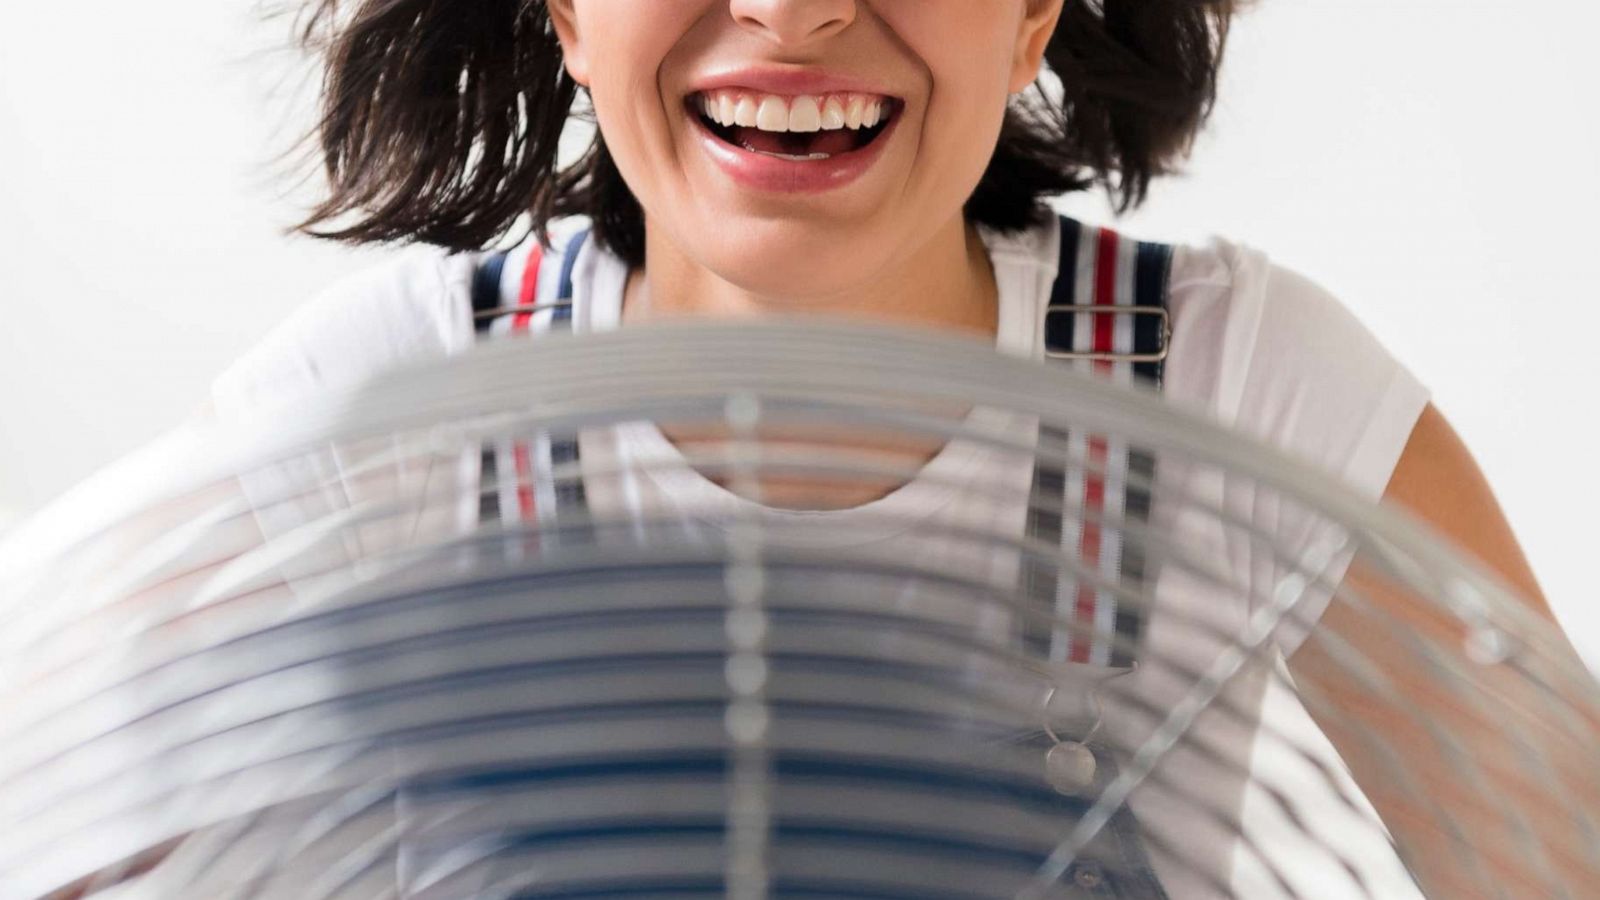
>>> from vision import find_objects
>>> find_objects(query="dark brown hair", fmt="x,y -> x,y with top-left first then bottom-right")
295,1 -> 1237,266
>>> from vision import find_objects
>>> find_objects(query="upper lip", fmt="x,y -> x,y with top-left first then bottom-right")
686,66 -> 902,101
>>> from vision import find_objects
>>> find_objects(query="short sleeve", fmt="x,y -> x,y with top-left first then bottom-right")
209,244 -> 475,420
1166,238 -> 1433,656
203,245 -> 478,593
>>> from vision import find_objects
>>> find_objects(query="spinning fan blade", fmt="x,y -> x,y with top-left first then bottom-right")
2,321 -> 1594,899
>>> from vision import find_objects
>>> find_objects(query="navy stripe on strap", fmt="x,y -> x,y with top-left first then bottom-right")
1133,240 -> 1173,388
1114,236 -> 1173,665
1020,217 -> 1082,657
1042,217 -> 1081,354
550,229 -> 591,512
552,436 -> 587,512
556,231 -> 590,309
479,447 -> 502,524
472,251 -> 510,334
472,251 -> 511,523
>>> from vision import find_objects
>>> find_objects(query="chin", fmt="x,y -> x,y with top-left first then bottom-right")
697,219 -> 899,303
710,229 -> 896,302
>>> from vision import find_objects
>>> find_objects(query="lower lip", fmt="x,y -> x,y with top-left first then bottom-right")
690,110 -> 899,195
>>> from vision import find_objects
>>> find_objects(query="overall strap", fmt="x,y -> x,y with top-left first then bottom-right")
470,230 -> 589,337
468,230 -> 593,533
1022,215 -> 1175,668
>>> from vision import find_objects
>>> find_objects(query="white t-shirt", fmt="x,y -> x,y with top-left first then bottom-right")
210,216 -> 1431,897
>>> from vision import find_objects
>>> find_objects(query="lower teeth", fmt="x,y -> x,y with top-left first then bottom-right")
742,144 -> 832,162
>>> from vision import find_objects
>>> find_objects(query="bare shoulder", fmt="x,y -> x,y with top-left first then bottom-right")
1381,403 -> 1551,617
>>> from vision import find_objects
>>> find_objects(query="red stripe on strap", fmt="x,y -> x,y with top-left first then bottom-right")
1071,437 -> 1109,661
511,243 -> 545,521
1070,228 -> 1121,662
513,245 -> 545,332
513,445 -> 537,522
1092,227 -> 1119,376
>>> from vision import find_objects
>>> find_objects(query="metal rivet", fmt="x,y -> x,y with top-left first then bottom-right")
1045,741 -> 1097,795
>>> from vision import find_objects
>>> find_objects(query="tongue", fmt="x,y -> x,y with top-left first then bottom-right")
731,126 -> 860,157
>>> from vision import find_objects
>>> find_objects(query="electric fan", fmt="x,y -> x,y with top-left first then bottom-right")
0,320 -> 1594,900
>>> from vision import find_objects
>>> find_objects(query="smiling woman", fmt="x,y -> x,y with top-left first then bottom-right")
173,1 -> 1597,898
295,0 -> 1230,264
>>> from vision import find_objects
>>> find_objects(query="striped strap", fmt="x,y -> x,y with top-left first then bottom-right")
467,221 -> 1173,669
1022,216 -> 1174,667
470,231 -> 592,534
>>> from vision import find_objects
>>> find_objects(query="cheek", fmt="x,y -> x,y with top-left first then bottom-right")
576,1 -> 699,173
575,0 -> 701,74
887,5 -> 1022,194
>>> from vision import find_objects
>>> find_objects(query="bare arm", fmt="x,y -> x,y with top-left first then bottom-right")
1289,403 -> 1600,898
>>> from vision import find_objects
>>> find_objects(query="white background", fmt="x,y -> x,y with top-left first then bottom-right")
1,1 -> 1596,676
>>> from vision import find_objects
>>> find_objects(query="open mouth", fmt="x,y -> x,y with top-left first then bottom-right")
688,90 -> 900,162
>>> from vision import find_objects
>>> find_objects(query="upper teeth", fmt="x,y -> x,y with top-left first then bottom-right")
698,91 -> 888,133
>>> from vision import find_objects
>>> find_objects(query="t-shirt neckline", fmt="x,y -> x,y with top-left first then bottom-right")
575,223 -> 1051,541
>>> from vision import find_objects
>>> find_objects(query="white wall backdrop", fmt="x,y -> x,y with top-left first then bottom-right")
1,1 -> 1595,671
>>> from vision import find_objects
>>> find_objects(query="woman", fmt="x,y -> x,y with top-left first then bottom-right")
207,1 -> 1591,896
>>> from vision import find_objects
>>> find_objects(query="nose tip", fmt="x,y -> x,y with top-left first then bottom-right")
728,0 -> 857,46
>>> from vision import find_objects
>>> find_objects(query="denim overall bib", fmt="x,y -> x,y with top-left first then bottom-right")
447,216 -> 1176,899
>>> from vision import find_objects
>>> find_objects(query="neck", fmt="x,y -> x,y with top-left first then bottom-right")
621,215 -> 999,340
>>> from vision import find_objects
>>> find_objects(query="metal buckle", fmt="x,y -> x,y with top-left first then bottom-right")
473,300 -> 576,322
1044,305 -> 1171,364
